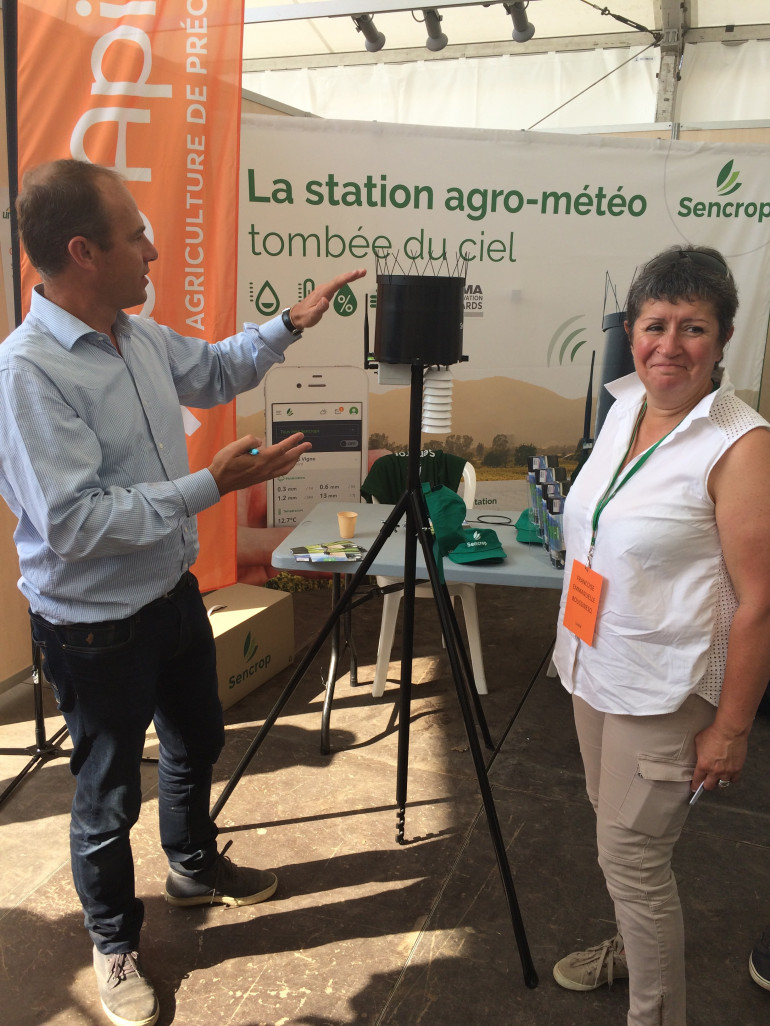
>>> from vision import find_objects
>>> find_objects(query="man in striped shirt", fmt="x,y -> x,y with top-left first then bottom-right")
0,158 -> 365,1026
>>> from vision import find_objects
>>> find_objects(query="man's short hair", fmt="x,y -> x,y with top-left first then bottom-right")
16,159 -> 123,278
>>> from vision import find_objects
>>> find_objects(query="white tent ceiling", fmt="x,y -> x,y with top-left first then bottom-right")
243,1 -> 770,68
242,1 -> 770,131
241,1 -> 770,128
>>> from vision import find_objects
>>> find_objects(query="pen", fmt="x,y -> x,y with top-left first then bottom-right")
688,782 -> 705,806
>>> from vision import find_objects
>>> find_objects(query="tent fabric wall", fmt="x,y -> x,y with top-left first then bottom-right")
244,46 -> 659,131
679,41 -> 770,124
243,41 -> 770,131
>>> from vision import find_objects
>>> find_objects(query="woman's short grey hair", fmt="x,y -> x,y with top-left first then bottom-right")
625,245 -> 739,344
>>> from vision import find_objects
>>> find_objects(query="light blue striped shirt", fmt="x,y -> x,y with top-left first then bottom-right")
0,286 -> 295,623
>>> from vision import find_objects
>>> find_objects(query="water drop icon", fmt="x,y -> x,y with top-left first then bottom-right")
255,281 -> 281,317
333,284 -> 357,317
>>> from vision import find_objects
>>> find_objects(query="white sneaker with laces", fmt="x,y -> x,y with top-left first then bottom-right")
553,933 -> 629,991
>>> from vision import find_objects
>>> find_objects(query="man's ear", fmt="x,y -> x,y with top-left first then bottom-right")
67,235 -> 98,271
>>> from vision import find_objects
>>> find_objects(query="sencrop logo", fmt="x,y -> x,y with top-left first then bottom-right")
716,160 -> 741,197
546,316 -> 590,367
229,631 -> 272,690
678,159 -> 770,224
243,631 -> 258,663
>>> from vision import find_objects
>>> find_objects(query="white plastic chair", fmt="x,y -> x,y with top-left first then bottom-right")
371,462 -> 487,696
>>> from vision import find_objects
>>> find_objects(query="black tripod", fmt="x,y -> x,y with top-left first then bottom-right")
212,362 -> 538,989
0,641 -> 69,807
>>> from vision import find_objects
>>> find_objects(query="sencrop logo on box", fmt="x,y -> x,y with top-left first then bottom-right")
229,630 -> 272,690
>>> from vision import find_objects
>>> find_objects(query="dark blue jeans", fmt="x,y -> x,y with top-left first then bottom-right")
30,572 -> 225,954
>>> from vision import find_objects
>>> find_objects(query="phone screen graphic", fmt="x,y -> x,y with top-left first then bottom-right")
269,400 -> 364,527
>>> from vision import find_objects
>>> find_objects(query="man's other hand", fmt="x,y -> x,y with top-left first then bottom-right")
209,433 -> 312,497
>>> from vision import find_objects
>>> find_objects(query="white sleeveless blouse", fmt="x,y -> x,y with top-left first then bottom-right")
553,369 -> 769,715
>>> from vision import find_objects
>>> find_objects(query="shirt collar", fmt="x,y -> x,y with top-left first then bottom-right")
30,284 -> 130,351
605,366 -> 731,420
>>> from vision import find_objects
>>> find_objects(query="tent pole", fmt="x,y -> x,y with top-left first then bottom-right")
2,0 -> 22,327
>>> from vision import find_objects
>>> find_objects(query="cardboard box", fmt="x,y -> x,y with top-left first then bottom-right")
203,584 -> 294,711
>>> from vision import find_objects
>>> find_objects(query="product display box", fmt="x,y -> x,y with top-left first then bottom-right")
202,584 -> 294,711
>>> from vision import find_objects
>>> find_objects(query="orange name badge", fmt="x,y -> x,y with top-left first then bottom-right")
563,560 -> 604,646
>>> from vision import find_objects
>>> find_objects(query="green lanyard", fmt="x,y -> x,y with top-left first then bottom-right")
587,400 -> 672,568
587,381 -> 718,568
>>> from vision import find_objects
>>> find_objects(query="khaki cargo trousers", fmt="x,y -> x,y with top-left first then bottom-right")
573,692 -> 716,1026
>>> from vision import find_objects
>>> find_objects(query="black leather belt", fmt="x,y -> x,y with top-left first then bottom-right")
151,570 -> 195,606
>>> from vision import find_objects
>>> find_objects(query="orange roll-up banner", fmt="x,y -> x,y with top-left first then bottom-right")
15,1 -> 244,591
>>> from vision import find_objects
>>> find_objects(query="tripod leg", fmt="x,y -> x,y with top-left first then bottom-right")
408,486 -> 539,989
394,486 -> 418,845
0,642 -> 69,808
32,647 -> 48,750
211,494 -> 411,820
437,586 -> 494,750
393,362 -> 425,845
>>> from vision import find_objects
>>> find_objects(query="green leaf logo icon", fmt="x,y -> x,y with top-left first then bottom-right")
716,160 -> 741,196
333,284 -> 358,317
243,632 -> 258,662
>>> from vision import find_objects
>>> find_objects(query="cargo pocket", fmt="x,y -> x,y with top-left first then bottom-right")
617,756 -> 694,838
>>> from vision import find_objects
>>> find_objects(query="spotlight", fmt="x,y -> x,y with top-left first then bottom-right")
352,14 -> 385,53
505,1 -> 535,43
423,9 -> 448,52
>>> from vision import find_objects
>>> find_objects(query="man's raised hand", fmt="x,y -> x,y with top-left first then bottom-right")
288,268 -> 367,330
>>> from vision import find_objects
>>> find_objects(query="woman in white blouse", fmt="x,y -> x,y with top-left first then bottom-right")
551,246 -> 770,1026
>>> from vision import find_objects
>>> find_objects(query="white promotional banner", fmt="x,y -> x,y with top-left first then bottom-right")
234,114 -> 770,579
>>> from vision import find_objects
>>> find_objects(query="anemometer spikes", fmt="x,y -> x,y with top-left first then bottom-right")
604,271 -> 622,317
375,251 -> 467,280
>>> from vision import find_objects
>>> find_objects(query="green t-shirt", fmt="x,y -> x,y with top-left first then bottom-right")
361,450 -> 465,503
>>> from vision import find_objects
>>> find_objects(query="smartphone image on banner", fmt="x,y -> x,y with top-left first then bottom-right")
265,366 -> 369,528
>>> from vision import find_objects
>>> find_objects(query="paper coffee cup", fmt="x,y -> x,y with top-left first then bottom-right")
338,511 -> 358,538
